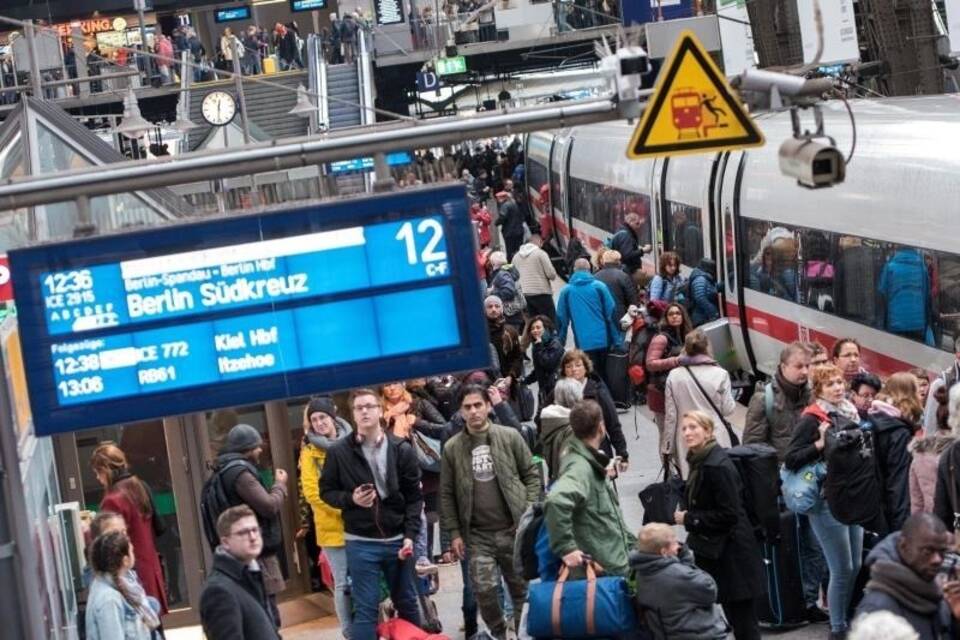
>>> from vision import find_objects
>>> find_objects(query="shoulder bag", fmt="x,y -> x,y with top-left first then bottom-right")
638,458 -> 686,525
684,365 -> 740,446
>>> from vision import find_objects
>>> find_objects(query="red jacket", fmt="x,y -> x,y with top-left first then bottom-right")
101,487 -> 169,614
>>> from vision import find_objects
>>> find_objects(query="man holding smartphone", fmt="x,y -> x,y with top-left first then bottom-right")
321,388 -> 423,640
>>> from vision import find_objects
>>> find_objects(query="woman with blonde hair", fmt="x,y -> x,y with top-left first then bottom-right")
298,397 -> 352,636
673,410 -> 764,639
866,373 -> 921,532
90,443 -> 167,616
785,364 -> 864,637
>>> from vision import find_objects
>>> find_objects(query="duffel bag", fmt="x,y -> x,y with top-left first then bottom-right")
527,561 -> 635,639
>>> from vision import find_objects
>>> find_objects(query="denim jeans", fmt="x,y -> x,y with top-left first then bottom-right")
797,513 -> 829,609
346,539 -> 421,640
325,546 -> 353,639
807,500 -> 863,632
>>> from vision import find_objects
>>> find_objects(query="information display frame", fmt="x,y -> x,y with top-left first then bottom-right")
10,185 -> 489,436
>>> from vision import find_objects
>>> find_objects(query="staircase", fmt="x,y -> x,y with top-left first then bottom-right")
326,64 -> 363,130
185,71 -> 309,151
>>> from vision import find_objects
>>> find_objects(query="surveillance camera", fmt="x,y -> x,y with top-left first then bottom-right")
778,137 -> 846,189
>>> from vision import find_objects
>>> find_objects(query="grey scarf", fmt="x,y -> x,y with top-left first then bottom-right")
866,560 -> 942,615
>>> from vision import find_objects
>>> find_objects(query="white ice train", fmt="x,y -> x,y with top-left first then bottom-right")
525,95 -> 960,379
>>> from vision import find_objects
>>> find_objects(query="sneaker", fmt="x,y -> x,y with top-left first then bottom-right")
805,606 -> 830,623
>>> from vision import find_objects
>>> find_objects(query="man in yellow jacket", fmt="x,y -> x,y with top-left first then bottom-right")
299,396 -> 353,637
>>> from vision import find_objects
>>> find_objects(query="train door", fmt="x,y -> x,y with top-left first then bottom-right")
524,132 -> 558,246
649,158 -> 667,261
550,130 -> 574,243
657,155 -> 714,274
716,151 -> 756,375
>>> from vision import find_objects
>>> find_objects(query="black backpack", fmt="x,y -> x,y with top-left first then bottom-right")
823,419 -> 885,529
727,444 -> 781,543
514,502 -> 546,581
200,459 -> 250,550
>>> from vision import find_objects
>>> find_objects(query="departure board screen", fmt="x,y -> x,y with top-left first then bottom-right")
11,185 -> 489,435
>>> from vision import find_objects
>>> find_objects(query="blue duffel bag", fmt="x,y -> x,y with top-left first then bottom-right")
527,560 -> 636,639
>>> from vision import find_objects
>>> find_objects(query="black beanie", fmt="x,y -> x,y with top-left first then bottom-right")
306,396 -> 337,421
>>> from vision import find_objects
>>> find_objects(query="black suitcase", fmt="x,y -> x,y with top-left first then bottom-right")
756,510 -> 809,629
605,348 -> 630,407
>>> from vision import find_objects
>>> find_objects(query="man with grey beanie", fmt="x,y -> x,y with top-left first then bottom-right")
213,423 -> 289,627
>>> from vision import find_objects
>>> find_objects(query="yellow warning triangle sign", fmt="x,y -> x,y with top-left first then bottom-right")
627,30 -> 764,159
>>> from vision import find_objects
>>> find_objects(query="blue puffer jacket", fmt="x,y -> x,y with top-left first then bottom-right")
689,268 -> 720,326
556,271 -> 622,352
878,248 -> 930,334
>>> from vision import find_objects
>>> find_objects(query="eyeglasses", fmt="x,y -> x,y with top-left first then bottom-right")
354,404 -> 380,412
229,525 -> 261,539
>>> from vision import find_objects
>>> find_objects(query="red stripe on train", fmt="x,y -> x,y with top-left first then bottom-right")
725,301 -> 918,377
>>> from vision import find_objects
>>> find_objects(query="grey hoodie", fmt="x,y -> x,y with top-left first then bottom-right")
539,404 -> 573,483
512,243 -> 556,296
630,546 -> 728,640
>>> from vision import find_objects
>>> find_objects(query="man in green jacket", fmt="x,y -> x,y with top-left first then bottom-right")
440,383 -> 541,640
544,400 -> 635,576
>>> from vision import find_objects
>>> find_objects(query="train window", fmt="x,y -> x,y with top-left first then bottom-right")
527,158 -> 548,195
742,217 -> 960,353
662,200 -> 704,267
746,225 -> 799,302
551,170 -> 562,213
568,176 -> 652,245
723,205 -> 736,293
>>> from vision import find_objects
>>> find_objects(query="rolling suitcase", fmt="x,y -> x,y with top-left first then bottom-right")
756,510 -> 808,629
605,347 -> 630,407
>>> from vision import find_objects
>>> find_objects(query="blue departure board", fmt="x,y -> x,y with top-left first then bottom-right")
11,185 -> 489,436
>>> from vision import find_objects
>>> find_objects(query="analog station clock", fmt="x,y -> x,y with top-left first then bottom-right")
201,90 -> 237,126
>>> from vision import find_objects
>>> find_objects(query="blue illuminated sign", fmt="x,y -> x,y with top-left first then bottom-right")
290,0 -> 327,11
214,6 -> 252,22
328,151 -> 414,175
11,186 -> 488,436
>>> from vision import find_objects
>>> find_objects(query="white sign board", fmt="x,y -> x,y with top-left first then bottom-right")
718,0 -> 756,77
797,0 -> 859,65
945,0 -> 960,55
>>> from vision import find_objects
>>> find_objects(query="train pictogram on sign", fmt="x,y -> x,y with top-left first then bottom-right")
628,31 -> 764,159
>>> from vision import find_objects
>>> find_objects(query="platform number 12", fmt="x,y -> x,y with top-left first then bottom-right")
395,219 -> 447,265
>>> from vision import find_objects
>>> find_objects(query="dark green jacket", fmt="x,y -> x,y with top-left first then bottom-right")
544,437 -> 636,576
440,422 -> 541,544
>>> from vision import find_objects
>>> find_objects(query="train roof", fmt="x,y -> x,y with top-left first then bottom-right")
562,94 -> 960,254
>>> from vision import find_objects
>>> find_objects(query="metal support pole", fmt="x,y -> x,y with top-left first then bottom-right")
0,95 -> 638,208
0,346 -> 46,640
72,26 -> 89,98
23,21 -> 42,98
231,38 -> 252,146
372,152 -> 395,192
73,195 -> 95,238
136,0 -> 149,79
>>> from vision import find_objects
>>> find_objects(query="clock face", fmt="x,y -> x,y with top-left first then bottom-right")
201,91 -> 237,126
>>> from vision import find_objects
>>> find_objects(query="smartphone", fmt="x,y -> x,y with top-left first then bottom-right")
359,483 -> 375,493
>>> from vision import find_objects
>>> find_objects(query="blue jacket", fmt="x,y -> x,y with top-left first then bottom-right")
556,271 -> 622,351
649,273 -> 684,303
689,268 -> 720,326
878,248 -> 930,334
